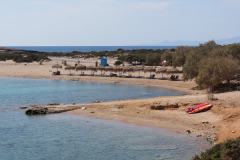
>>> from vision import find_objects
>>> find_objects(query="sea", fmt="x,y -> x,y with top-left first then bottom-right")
0,78 -> 210,160
3,46 -> 177,53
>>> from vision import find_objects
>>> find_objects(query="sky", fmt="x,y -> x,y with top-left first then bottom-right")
0,0 -> 240,46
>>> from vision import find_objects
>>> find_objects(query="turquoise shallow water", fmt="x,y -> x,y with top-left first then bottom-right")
0,78 -> 182,111
0,78 -> 209,160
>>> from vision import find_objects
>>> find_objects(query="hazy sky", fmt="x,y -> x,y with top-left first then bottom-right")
1,0 -> 240,46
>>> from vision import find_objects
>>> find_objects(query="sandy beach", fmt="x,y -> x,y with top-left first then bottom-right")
1,58 -> 240,144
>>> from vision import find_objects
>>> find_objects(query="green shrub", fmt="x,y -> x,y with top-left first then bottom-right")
114,60 -> 123,66
195,56 -> 238,89
192,136 -> 240,160
84,54 -> 94,59
10,54 -> 50,63
146,53 -> 161,66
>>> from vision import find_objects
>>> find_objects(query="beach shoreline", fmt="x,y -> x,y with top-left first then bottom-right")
1,59 -> 240,144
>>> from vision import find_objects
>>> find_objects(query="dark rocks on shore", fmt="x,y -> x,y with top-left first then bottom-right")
20,107 -> 28,109
151,103 -> 179,110
92,101 -> 100,103
48,103 -> 60,105
186,130 -> 191,134
202,121 -> 209,124
25,108 -> 48,115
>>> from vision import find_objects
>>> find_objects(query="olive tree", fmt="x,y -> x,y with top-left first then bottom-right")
182,49 -> 203,81
227,43 -> 240,62
172,46 -> 193,67
161,50 -> 173,66
182,40 -> 220,81
195,56 -> 239,90
146,53 -> 161,66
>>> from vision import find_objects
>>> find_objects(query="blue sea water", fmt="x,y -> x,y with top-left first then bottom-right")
3,46 -> 177,53
0,78 -> 209,160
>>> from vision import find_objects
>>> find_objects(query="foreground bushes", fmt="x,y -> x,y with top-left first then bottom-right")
192,137 -> 240,160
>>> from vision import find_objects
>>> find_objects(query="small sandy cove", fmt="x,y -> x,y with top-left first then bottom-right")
1,58 -> 240,144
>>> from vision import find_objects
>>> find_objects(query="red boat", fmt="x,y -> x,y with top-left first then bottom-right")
188,104 -> 213,114
186,103 -> 209,113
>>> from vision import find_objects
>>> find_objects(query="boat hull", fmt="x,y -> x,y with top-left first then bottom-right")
188,104 -> 213,114
186,103 -> 209,113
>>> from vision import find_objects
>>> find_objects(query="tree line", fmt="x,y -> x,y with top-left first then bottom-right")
167,41 -> 240,91
117,40 -> 240,91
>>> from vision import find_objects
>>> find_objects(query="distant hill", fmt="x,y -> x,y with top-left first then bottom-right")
141,36 -> 240,46
215,36 -> 240,45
